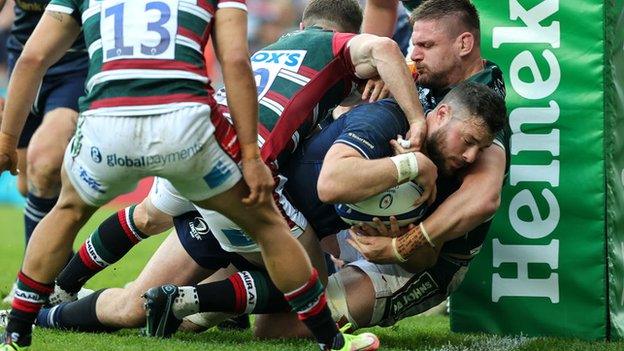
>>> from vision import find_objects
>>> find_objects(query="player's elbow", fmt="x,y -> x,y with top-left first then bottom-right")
370,37 -> 401,59
477,190 -> 501,221
317,177 -> 343,204
220,52 -> 251,71
16,51 -> 47,72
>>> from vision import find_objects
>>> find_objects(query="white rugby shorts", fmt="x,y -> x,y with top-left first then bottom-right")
149,172 -> 307,253
64,103 -> 241,206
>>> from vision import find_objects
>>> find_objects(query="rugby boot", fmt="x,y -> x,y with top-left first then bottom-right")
1,332 -> 29,351
0,310 -> 8,329
143,284 -> 182,338
328,324 -> 379,351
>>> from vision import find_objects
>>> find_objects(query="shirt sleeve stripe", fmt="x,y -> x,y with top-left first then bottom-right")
46,4 -> 75,14
217,2 -> 247,11
334,140 -> 371,159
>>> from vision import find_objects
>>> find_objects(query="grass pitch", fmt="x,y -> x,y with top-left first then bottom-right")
0,205 -> 622,350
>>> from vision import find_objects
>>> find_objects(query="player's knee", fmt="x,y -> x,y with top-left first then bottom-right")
26,146 -> 63,195
133,200 -> 172,235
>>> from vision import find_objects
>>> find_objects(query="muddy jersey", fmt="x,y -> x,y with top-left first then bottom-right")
47,0 -> 247,115
8,0 -> 87,75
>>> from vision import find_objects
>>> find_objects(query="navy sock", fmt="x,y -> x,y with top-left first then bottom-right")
36,289 -> 118,333
23,193 -> 57,246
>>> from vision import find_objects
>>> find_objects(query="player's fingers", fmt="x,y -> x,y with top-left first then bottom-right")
371,218 -> 388,235
379,86 -> 390,100
352,224 -> 374,237
368,83 -> 383,102
389,216 -> 400,236
361,80 -> 373,101
427,184 -> 437,206
389,139 -> 409,156
242,186 -> 259,206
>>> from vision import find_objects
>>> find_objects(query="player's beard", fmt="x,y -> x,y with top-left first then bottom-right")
426,127 -> 454,177
417,57 -> 461,91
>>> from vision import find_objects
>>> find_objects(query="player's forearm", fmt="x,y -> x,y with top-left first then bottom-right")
421,180 -> 500,245
1,56 -> 48,140
318,157 -> 399,204
222,57 -> 260,159
371,41 -> 425,126
362,0 -> 399,37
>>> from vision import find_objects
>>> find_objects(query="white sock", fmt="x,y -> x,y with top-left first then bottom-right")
172,286 -> 200,319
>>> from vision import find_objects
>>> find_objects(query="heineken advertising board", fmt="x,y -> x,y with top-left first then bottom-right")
451,0 -> 624,340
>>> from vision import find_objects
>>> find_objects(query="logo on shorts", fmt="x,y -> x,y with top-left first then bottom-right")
77,166 -> 105,194
379,194 -> 393,209
389,272 -> 439,320
91,147 -> 102,163
189,217 -> 209,240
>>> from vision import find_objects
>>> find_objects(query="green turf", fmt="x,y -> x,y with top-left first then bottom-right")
0,205 -> 622,350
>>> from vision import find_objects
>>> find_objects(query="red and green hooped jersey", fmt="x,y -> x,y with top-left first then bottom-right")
46,0 -> 247,115
251,27 -> 358,164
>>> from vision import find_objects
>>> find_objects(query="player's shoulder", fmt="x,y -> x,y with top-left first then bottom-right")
346,98 -> 405,124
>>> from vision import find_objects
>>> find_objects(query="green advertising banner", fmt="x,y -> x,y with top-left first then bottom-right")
607,0 -> 624,340
451,0 -> 610,340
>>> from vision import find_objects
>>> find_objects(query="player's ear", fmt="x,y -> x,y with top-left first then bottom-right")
299,22 -> 304,30
457,32 -> 474,57
434,104 -> 452,125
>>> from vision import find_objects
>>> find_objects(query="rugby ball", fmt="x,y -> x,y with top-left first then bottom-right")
334,182 -> 428,226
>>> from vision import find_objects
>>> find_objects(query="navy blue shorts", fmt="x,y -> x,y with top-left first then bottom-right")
8,50 -> 87,148
173,211 -> 259,272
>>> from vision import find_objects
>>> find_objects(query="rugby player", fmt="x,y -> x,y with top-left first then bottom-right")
48,0 -> 428,315
0,0 -> 88,304
300,0 -> 510,332
253,0 -> 511,335
348,0 -> 508,264
0,1 -> 376,350
143,81 -> 505,337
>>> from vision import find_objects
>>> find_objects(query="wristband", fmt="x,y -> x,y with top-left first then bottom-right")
419,222 -> 435,248
391,237 -> 408,262
390,153 -> 419,183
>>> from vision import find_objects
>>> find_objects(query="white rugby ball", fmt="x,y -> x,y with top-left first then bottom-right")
334,181 -> 428,226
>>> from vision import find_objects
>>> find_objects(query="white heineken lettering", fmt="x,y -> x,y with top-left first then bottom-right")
492,239 -> 559,303
492,0 -> 560,48
491,0 -> 561,303
510,101 -> 560,156
509,189 -> 560,239
510,50 -> 560,99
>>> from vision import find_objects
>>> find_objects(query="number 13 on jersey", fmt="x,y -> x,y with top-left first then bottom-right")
101,0 -> 179,62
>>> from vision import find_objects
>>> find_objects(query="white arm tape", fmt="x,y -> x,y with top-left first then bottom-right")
390,152 -> 419,183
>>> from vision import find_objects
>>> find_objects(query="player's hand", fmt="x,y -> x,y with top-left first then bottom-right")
240,157 -> 274,207
351,216 -> 407,238
361,77 -> 389,103
390,120 -> 427,153
412,153 -> 437,207
347,230 -> 397,264
0,132 -> 18,175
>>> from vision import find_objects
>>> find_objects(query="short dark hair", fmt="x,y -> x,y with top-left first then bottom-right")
302,0 -> 362,34
443,81 -> 507,135
411,0 -> 480,42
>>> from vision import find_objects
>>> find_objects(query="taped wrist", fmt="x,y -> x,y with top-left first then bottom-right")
390,153 -> 419,183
